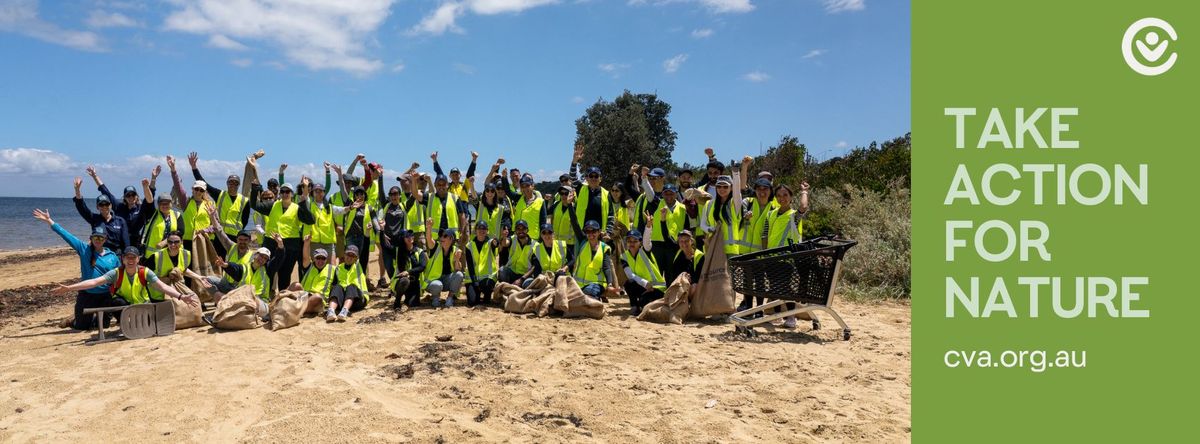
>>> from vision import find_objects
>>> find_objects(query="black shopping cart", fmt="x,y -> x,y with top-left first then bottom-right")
728,236 -> 858,340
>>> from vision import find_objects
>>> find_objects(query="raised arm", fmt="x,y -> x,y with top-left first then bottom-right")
206,202 -> 234,250
431,151 -> 443,177
465,151 -> 478,179
301,234 -> 312,269
72,177 -> 97,222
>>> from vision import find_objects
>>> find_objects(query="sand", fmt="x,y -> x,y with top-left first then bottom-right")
0,248 -> 911,443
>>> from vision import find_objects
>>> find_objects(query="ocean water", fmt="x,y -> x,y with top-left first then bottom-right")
0,197 -> 96,251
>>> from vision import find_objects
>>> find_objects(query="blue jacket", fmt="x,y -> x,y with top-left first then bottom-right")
53,223 -> 120,294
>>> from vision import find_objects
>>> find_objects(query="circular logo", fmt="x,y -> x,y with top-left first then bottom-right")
1122,17 -> 1178,76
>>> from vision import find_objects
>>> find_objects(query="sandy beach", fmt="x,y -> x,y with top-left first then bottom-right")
0,248 -> 911,443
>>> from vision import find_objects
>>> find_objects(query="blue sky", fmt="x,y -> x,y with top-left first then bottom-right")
0,0 -> 909,198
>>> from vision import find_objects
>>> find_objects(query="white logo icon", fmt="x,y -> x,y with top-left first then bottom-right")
1122,17 -> 1178,76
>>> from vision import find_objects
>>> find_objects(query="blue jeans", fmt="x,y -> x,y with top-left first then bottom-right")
427,271 -> 464,307
581,283 -> 605,301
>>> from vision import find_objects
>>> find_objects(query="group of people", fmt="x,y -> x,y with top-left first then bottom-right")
42,144 -> 809,329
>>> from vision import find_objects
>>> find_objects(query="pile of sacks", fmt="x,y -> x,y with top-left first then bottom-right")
495,273 -> 607,319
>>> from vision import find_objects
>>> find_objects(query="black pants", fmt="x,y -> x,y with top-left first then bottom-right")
466,278 -> 496,307
650,243 -> 674,277
498,267 -> 523,286
392,276 -> 422,309
624,281 -> 664,310
380,239 -> 402,279
212,235 -> 229,258
274,237 -> 303,292
329,285 -> 366,312
73,291 -> 129,330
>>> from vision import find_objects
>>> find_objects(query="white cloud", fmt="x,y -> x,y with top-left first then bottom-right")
207,34 -> 248,51
409,0 -> 559,36
164,0 -> 396,75
392,61 -> 406,73
802,48 -> 826,59
598,62 -> 630,78
823,0 -> 864,14
690,28 -> 713,39
230,58 -> 253,67
453,62 -> 476,74
662,53 -> 687,73
264,60 -> 287,70
0,0 -> 105,52
742,70 -> 769,82
570,96 -> 585,104
0,148 -> 75,174
834,140 -> 848,148
629,0 -> 753,14
85,10 -> 139,28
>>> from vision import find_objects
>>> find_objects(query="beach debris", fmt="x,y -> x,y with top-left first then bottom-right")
436,334 -> 453,342
521,412 -> 584,428
705,399 -> 719,409
474,408 -> 491,422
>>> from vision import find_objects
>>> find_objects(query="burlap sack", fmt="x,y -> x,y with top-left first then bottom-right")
535,289 -> 558,317
684,188 -> 711,206
526,273 -> 552,291
688,224 -> 736,318
170,297 -> 204,329
504,288 -> 549,314
492,282 -> 524,305
269,290 -> 306,331
554,275 -> 606,319
213,285 -> 262,330
638,273 -> 692,324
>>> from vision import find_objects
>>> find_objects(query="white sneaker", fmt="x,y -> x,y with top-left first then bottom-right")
325,310 -> 337,323
782,316 -> 798,329
337,308 -> 349,322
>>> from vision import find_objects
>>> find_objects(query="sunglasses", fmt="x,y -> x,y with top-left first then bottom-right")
716,185 -> 731,189
97,202 -> 112,207
193,188 -> 206,192
584,229 -> 598,234
280,190 -> 293,194
90,235 -> 107,241
586,174 -> 600,179
227,181 -> 239,186
389,192 -> 401,196
167,239 -> 182,245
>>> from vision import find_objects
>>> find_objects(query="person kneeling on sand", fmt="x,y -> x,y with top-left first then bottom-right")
206,235 -> 283,320
423,221 -> 465,308
619,229 -> 667,317
571,220 -> 618,302
286,235 -> 334,316
325,245 -> 369,322
52,247 -> 198,310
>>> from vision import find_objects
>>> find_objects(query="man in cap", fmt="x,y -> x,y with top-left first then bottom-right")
501,173 -> 547,233
568,219 -> 618,301
287,235 -> 336,315
34,210 -> 123,329
497,219 -> 535,286
86,164 -> 157,249
208,241 -> 279,322
640,182 -> 687,268
414,159 -> 467,238
432,150 -> 478,203
135,176 -> 182,262
570,165 -> 614,244
619,229 -> 666,316
526,222 -> 573,287
188,152 -> 250,257
72,176 -> 130,252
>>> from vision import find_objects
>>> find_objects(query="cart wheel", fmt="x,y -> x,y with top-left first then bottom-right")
812,319 -> 822,331
842,329 -> 851,341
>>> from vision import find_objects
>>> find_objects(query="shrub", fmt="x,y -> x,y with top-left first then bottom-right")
808,182 -> 911,300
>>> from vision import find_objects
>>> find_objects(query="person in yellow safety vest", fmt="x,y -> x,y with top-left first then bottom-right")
619,230 -> 667,317
324,244 -> 368,322
525,222 -> 573,287
639,183 -> 687,269
299,181 -> 339,264
473,182 -> 509,241
431,151 -> 478,203
136,176 -> 181,261
741,177 -> 780,254
700,174 -> 745,256
570,220 -> 617,301
286,235 -> 336,316
759,182 -> 810,329
248,180 -> 315,294
52,246 -> 198,309
398,171 -> 429,250
547,185 -> 577,250
149,231 -> 209,301
497,219 -> 535,286
187,151 -> 250,258
500,173 -> 547,233
611,183 -> 632,232
333,163 -> 382,277
633,166 -> 667,235
423,222 -> 465,308
417,168 -> 467,239
207,204 -> 257,270
389,230 -> 428,311
180,180 -> 217,254
208,235 -> 283,309
643,203 -> 707,286
464,220 -> 499,307
571,166 -> 614,244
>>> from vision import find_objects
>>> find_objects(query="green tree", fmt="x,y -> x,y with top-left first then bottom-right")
574,91 -> 678,180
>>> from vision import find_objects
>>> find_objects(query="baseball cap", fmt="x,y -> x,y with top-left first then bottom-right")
345,245 -> 360,256
519,176 -> 535,185
540,223 -> 554,233
95,195 -> 112,206
583,220 -> 601,231
192,180 -> 207,190
662,184 -> 678,194
558,185 -> 572,194
585,166 -> 602,176
156,193 -> 172,203
753,178 -> 772,189
677,229 -> 694,238
255,247 -> 271,258
267,178 -> 279,187
649,168 -> 665,178
440,228 -> 457,238
227,174 -> 241,183
450,167 -> 461,174
91,226 -> 108,238
123,186 -> 138,196
312,249 -> 329,259
484,182 -> 497,191
475,220 -> 489,229
715,175 -> 733,186
352,186 -> 366,195
279,182 -> 293,192
515,219 -> 529,229
311,182 -> 325,192
122,246 -> 140,257
626,230 -> 643,240
435,174 -> 448,183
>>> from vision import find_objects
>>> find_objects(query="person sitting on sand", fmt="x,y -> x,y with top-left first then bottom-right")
389,230 -> 428,312
569,220 -> 618,301
325,245 -> 369,322
526,222 -> 572,287
286,235 -> 334,316
51,247 -> 198,309
423,221 -> 465,308
619,229 -> 667,317
497,220 -> 535,287
33,209 -> 122,330
208,234 -> 283,306
149,231 -> 210,302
